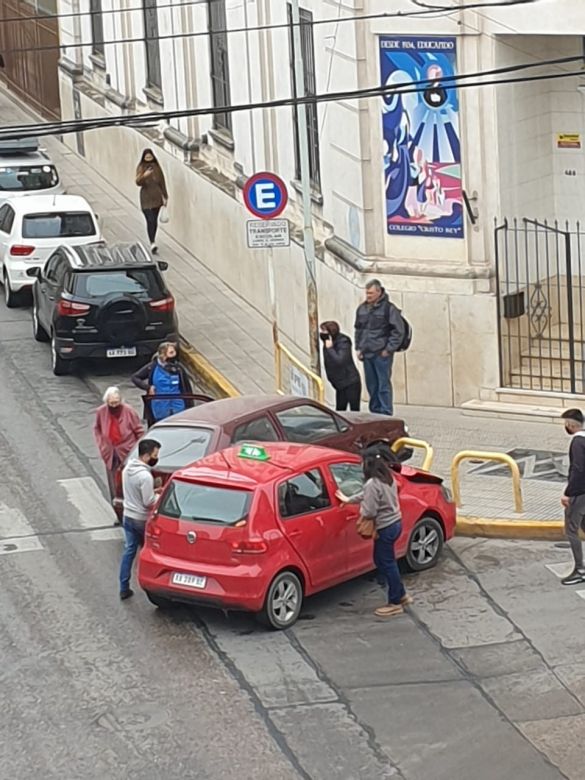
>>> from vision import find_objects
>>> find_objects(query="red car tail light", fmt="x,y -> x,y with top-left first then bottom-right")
57,298 -> 91,317
231,539 -> 268,555
145,516 -> 162,549
10,245 -> 35,256
149,295 -> 175,313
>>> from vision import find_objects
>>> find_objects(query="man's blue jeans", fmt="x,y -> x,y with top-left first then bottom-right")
119,516 -> 145,594
373,522 -> 406,606
363,353 -> 394,415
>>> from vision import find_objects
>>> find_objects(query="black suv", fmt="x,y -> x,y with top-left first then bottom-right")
28,242 -> 178,375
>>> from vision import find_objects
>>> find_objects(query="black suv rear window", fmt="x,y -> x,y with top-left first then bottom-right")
160,480 -> 252,525
23,212 -> 96,239
72,269 -> 164,299
0,165 -> 59,191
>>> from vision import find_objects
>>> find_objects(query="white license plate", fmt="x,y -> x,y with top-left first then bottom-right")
106,347 -> 137,358
171,572 -> 207,589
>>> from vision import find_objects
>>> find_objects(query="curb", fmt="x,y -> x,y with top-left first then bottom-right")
179,336 -> 240,399
457,515 -> 564,541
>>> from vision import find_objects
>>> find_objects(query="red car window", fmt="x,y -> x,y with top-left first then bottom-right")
278,469 -> 332,519
231,416 -> 279,444
275,405 -> 341,444
329,462 -> 364,497
160,480 -> 251,526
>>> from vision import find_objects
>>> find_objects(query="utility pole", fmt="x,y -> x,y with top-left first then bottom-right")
290,0 -> 321,376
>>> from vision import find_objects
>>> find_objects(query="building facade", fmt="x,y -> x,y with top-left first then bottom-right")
56,0 -> 585,407
0,0 -> 61,117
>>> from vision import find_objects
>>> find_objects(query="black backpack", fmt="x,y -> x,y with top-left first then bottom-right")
397,313 -> 412,352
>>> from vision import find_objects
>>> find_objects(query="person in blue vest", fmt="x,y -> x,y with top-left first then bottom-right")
132,341 -> 194,424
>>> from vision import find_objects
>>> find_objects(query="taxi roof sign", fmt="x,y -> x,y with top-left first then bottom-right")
238,444 -> 270,461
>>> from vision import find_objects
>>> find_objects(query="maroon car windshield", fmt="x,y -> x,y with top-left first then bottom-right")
131,427 -> 213,471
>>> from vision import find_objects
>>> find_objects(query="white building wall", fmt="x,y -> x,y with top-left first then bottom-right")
61,0 -> 576,407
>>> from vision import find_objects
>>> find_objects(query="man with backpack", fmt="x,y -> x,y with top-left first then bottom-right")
354,279 -> 410,416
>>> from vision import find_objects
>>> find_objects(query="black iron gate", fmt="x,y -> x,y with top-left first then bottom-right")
495,218 -> 585,394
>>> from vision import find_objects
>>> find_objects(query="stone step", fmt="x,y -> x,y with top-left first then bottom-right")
461,398 -> 565,422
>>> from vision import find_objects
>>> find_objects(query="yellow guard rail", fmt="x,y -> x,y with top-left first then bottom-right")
451,450 -> 523,514
391,437 -> 434,472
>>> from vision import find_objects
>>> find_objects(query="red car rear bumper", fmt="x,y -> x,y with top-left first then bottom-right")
138,546 -> 269,613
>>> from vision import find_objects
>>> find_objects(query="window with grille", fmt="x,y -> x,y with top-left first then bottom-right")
208,0 -> 232,134
288,5 -> 321,189
143,0 -> 162,92
90,0 -> 105,58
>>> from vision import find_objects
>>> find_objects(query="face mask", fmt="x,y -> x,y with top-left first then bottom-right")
167,355 -> 178,364
565,425 -> 573,436
319,333 -> 329,343
108,405 -> 122,416
148,457 -> 159,468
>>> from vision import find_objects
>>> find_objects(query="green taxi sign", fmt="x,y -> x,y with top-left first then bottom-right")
238,444 -> 270,461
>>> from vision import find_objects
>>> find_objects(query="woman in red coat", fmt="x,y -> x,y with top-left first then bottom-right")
93,387 -> 144,523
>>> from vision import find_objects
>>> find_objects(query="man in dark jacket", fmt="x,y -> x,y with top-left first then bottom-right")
354,280 -> 405,416
561,408 -> 585,585
320,321 -> 362,411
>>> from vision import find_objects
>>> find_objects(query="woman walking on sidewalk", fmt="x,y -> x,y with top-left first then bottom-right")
337,452 -> 410,618
136,148 -> 168,254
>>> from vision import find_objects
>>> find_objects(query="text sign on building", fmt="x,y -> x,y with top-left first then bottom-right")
246,219 -> 290,249
290,366 -> 310,398
556,133 -> 581,150
379,36 -> 463,239
243,172 -> 288,220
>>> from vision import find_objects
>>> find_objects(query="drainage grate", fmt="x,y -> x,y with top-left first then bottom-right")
469,449 -> 568,483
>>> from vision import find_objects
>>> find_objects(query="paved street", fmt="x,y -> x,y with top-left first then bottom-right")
2,297 -> 585,779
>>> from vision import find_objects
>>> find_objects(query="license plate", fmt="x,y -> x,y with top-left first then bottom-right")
106,347 -> 137,358
171,572 -> 207,589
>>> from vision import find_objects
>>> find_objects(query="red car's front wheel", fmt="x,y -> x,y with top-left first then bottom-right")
405,516 -> 444,572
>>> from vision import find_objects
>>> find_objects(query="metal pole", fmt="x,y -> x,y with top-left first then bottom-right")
290,0 -> 321,375
267,246 -> 280,390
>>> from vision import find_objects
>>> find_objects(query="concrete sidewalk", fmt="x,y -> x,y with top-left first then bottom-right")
1,89 -> 570,526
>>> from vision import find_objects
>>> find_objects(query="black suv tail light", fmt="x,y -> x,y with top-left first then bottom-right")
149,295 -> 174,313
57,297 -> 90,317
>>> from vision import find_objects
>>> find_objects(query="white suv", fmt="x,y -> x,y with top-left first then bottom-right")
0,194 -> 102,306
0,137 -> 63,198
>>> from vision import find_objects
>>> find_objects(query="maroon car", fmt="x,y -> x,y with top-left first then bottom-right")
114,395 -> 409,517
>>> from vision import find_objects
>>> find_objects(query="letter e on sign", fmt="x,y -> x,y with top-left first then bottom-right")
243,172 -> 288,220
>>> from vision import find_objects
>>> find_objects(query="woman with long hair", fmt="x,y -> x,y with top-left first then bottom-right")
136,148 -> 168,254
338,452 -> 410,618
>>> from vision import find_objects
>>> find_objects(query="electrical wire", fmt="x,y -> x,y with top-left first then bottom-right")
0,0 -> 547,59
410,0 -> 538,9
0,65 -> 580,142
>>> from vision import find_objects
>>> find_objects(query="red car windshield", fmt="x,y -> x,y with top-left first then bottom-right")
160,480 -> 252,525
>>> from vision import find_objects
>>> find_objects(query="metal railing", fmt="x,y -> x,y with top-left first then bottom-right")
451,450 -> 524,514
275,341 -> 325,402
391,437 -> 434,472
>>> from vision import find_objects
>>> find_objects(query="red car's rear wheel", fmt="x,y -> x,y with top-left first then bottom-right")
259,571 -> 303,630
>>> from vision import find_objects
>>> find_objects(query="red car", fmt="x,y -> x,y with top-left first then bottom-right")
138,442 -> 455,629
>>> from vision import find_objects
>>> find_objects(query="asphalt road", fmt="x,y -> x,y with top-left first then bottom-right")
1,295 -> 584,779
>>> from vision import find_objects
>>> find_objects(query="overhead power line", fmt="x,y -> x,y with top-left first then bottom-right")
410,0 -> 537,10
0,60 -> 580,142
0,0 -> 545,59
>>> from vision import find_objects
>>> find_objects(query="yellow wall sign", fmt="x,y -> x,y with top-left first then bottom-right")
556,133 -> 581,149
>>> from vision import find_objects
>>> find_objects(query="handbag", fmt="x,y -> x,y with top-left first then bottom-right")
159,205 -> 169,224
356,516 -> 377,540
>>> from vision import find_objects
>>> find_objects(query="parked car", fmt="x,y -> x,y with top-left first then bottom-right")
138,442 -> 456,629
0,138 -> 62,198
0,194 -> 101,306
28,242 -> 177,375
116,394 -> 410,515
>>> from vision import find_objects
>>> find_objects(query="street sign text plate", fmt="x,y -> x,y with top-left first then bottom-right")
247,219 -> 290,249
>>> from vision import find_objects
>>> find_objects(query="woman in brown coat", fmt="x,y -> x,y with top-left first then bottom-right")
135,148 -> 168,254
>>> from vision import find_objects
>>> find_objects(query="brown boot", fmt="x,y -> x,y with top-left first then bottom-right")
374,604 -> 404,618
401,594 -> 413,606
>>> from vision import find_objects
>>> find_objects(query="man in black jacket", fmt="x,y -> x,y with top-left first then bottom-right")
561,408 -> 585,585
320,321 -> 362,411
354,279 -> 405,416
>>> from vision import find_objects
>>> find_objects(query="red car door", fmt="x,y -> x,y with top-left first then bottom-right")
327,460 -> 374,577
276,468 -> 349,592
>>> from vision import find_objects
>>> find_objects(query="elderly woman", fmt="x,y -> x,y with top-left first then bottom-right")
93,387 -> 144,522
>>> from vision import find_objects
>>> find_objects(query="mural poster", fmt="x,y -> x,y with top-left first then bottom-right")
379,36 -> 464,239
